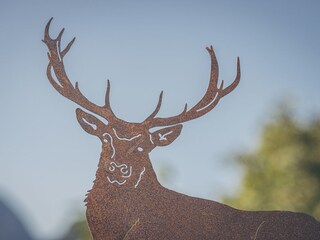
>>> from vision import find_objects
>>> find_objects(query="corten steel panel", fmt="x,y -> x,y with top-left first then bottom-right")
43,18 -> 320,239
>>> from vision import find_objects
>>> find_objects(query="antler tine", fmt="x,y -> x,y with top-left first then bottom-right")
105,79 -> 112,108
221,57 -> 240,97
189,46 -> 220,111
143,91 -> 163,123
43,18 -> 121,123
145,46 -> 240,128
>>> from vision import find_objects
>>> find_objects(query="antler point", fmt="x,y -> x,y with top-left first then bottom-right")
236,57 -> 241,73
220,80 -> 224,89
47,17 -> 53,27
184,103 -> 188,112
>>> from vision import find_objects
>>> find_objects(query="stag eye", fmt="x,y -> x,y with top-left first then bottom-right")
102,133 -> 109,143
137,147 -> 144,152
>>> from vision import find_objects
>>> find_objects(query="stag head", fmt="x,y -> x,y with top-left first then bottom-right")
43,18 -> 240,189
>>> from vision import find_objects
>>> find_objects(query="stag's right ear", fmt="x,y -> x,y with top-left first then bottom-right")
76,108 -> 105,136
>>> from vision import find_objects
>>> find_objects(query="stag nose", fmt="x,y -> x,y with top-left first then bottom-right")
106,161 -> 132,178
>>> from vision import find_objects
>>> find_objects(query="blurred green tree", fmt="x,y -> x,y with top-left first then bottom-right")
60,214 -> 91,240
224,105 -> 320,220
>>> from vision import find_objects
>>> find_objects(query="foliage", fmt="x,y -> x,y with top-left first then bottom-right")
224,106 -> 320,220
60,214 -> 91,240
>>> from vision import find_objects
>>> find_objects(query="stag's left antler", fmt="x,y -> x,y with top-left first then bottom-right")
143,46 -> 240,128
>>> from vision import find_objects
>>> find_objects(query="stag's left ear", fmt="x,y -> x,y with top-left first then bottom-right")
151,124 -> 183,146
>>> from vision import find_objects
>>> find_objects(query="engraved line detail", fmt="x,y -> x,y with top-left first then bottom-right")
107,176 -> 127,185
121,166 -> 132,178
103,132 -> 115,158
159,131 -> 173,141
149,134 -> 154,145
196,92 -> 218,112
113,128 -> 141,141
134,167 -> 146,188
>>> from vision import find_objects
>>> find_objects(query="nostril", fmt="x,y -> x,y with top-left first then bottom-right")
137,147 -> 143,152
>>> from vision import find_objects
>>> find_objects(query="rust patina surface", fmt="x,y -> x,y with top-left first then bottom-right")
43,18 -> 320,239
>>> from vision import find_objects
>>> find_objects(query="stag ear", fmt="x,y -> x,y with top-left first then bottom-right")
151,124 -> 183,147
76,108 -> 105,136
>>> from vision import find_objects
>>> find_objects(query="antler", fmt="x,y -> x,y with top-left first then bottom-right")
143,46 -> 240,128
42,18 -> 122,124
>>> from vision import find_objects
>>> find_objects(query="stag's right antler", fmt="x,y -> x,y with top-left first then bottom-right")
143,46 -> 240,128
42,18 -> 123,124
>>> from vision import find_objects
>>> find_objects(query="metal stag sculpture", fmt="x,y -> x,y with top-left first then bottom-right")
43,19 -> 320,240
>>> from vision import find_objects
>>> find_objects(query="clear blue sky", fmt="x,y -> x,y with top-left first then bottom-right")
1,0 -> 320,239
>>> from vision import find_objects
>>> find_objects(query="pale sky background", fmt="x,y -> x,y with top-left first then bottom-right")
1,1 -> 320,239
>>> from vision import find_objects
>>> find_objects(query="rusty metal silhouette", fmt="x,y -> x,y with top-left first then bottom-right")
43,18 -> 320,239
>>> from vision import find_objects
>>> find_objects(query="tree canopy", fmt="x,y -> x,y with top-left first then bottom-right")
59,213 -> 91,240
224,106 -> 320,220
